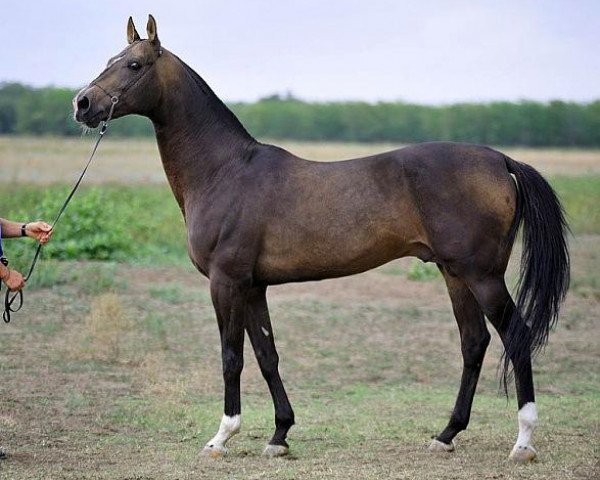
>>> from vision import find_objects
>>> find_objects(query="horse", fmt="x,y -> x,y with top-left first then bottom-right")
73,15 -> 569,462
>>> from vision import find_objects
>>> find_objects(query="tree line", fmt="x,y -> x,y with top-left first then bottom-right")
1,83 -> 599,146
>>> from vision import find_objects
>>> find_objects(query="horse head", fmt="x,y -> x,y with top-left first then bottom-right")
73,15 -> 164,127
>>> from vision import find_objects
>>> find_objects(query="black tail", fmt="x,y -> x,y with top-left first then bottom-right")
502,157 -> 570,387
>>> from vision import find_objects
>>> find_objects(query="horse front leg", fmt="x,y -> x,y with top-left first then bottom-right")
245,286 -> 295,457
201,277 -> 246,458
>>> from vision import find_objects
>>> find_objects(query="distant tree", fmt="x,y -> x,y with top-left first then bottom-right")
0,82 -> 29,133
1,83 -> 599,146
16,87 -> 80,135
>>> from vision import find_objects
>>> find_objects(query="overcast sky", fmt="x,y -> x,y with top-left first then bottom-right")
1,0 -> 598,104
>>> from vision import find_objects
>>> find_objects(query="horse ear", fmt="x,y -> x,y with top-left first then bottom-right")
146,14 -> 160,46
127,16 -> 141,44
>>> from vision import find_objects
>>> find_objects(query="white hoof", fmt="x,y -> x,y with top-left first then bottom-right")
509,444 -> 537,463
428,438 -> 455,453
263,444 -> 289,458
201,444 -> 228,458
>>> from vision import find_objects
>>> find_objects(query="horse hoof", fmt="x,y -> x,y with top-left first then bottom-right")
428,439 -> 455,453
509,445 -> 537,463
263,444 -> 289,458
201,444 -> 228,458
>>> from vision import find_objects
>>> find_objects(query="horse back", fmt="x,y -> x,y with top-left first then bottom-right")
251,142 -> 516,284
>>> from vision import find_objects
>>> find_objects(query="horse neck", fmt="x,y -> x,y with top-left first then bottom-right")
149,54 -> 255,209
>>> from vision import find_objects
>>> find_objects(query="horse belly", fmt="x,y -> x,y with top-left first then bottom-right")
253,156 -> 424,284
255,223 -> 416,284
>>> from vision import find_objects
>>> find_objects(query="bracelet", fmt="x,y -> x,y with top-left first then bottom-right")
21,224 -> 28,237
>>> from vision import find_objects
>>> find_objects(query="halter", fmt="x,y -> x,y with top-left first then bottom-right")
91,48 -> 160,104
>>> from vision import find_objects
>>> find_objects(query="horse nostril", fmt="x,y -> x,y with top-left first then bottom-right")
77,95 -> 90,112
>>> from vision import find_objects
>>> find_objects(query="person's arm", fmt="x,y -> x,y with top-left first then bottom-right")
0,218 -> 53,244
0,218 -> 26,237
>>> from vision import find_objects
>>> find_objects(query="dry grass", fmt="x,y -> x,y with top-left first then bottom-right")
1,136 -> 599,185
0,237 -> 597,479
67,293 -> 135,363
0,136 -> 163,184
0,135 -> 597,478
136,351 -> 195,400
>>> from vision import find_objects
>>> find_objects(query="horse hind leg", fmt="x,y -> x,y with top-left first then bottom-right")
468,276 -> 538,462
430,268 -> 491,453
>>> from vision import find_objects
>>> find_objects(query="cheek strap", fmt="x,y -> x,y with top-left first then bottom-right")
92,60 -> 156,103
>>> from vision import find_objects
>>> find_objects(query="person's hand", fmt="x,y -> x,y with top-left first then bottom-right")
25,221 -> 53,245
2,269 -> 25,292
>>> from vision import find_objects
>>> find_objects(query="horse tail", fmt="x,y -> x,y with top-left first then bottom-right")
502,156 -> 570,386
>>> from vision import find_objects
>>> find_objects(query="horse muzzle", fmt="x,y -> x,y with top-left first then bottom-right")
73,87 -> 111,128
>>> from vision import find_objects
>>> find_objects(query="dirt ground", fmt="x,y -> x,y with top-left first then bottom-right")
0,136 -> 598,478
0,237 -> 597,479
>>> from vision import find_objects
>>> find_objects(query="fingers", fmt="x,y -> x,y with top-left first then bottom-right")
28,221 -> 52,232
10,280 -> 25,292
39,222 -> 52,233
39,231 -> 53,245
26,221 -> 53,244
5,270 -> 25,292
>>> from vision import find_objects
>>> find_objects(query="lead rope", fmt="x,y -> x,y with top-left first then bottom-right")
2,96 -> 118,323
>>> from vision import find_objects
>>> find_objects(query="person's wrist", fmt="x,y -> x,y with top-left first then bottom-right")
0,267 -> 9,282
0,258 -> 8,280
21,223 -> 28,237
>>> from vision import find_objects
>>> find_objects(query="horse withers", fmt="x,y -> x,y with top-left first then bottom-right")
73,15 -> 569,462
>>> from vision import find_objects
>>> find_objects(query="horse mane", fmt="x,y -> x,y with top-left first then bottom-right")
172,54 -> 254,140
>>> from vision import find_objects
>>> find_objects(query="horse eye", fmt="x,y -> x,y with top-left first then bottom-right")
128,62 -> 141,71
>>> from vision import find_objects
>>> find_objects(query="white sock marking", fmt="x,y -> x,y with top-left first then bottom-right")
206,414 -> 241,449
514,402 -> 537,449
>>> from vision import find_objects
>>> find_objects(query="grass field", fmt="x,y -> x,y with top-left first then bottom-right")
1,136 -> 600,184
0,136 -> 598,479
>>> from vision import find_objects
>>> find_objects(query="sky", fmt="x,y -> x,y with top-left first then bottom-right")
1,0 -> 598,104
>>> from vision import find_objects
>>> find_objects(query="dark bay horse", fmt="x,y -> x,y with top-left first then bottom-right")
73,16 -> 569,462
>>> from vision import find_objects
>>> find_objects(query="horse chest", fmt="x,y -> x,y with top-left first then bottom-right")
186,225 -> 217,277
185,212 -> 249,279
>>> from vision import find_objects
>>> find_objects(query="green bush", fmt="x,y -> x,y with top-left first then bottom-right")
1,184 -> 188,269
12,188 -> 133,261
